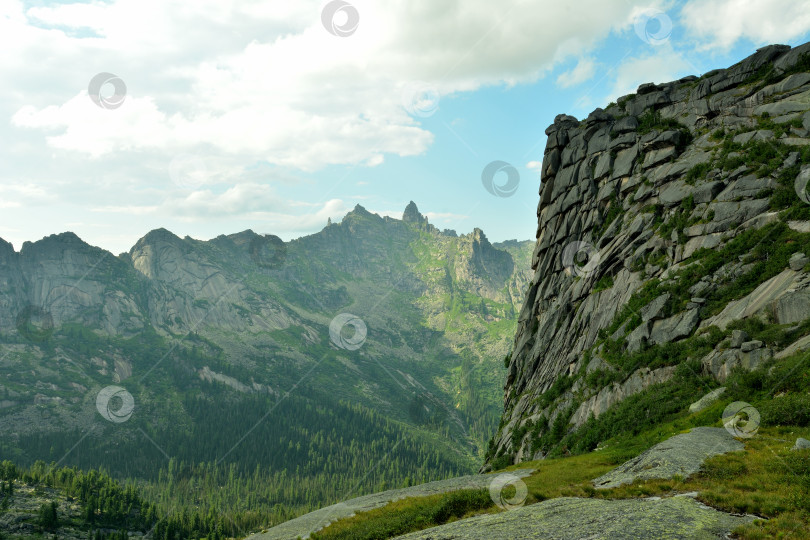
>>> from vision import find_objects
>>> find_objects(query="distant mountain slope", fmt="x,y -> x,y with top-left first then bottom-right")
0,202 -> 532,526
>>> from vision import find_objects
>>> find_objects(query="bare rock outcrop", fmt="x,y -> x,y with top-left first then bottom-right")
490,42 -> 810,466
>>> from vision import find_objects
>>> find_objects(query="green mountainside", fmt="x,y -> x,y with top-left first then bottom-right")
0,202 -> 532,535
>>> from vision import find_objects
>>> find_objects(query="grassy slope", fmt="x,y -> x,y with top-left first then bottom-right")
311,348 -> 810,540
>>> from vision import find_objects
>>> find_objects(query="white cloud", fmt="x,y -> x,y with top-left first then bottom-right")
680,0 -> 810,50
0,182 -> 55,205
0,0 -> 674,253
605,46 -> 695,102
556,57 -> 597,88
526,160 -> 542,173
6,0 -> 653,169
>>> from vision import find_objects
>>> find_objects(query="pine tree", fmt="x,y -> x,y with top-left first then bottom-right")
39,501 -> 58,529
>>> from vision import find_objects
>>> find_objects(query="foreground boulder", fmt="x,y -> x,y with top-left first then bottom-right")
592,427 -> 743,489
393,495 -> 756,539
246,469 -> 534,540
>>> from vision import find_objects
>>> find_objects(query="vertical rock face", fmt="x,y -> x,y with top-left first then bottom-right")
488,42 -> 810,467
453,228 -> 515,299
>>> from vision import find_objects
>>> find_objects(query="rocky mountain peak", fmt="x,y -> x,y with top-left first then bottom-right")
0,237 -> 15,255
351,203 -> 371,216
403,200 -> 427,224
132,228 -> 185,250
18,232 -> 95,259
487,41 -> 810,469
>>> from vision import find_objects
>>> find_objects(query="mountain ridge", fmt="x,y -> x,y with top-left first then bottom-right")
0,201 -> 533,528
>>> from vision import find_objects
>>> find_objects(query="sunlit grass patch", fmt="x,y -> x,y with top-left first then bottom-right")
309,489 -> 493,540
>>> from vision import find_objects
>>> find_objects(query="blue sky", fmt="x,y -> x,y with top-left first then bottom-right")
2,0 -> 810,254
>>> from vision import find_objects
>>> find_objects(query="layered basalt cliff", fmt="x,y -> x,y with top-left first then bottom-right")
487,42 -> 810,467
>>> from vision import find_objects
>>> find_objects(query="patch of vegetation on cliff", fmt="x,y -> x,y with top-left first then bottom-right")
604,221 -> 810,334
637,109 -> 691,139
594,194 -> 624,240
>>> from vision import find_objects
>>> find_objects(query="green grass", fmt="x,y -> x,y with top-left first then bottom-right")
685,162 -> 712,185
594,195 -> 624,240
310,489 -> 494,540
593,275 -> 614,293
637,109 -> 690,137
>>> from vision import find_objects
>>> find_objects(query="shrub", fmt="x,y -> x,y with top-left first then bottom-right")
593,275 -> 614,293
685,162 -> 711,185
761,394 -> 810,427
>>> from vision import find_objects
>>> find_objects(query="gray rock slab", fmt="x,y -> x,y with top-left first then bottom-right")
649,309 -> 700,346
613,115 -> 639,134
789,252 -> 808,271
393,495 -> 756,540
731,329 -> 749,348
692,181 -> 723,204
793,437 -> 810,450
776,333 -> 810,359
245,469 -> 534,540
626,321 -> 651,353
613,145 -> 639,179
708,199 -> 770,227
593,427 -> 743,490
643,146 -> 678,169
689,387 -> 727,413
659,181 -> 692,208
741,340 -> 763,353
641,293 -> 671,322
775,290 -> 810,325
699,268 -> 802,331
716,175 -> 774,202
683,233 -> 724,260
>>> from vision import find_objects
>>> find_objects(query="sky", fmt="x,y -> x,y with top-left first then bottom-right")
2,0 -> 810,255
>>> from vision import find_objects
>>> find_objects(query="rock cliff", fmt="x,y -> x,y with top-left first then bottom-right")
487,42 -> 810,467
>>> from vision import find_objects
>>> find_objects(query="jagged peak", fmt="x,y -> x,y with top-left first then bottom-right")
467,227 -> 491,247
0,237 -> 15,255
130,228 -> 185,253
20,232 -> 90,254
402,201 -> 427,224
223,229 -> 260,242
342,204 -> 385,224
